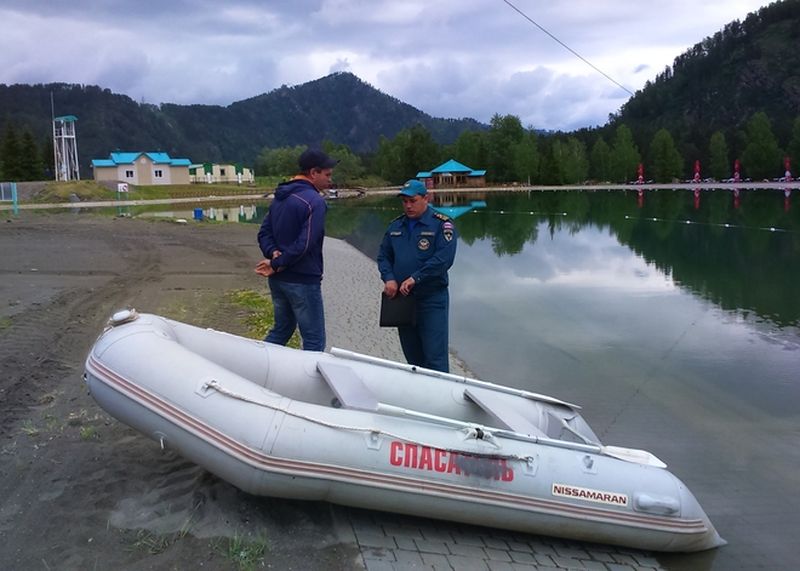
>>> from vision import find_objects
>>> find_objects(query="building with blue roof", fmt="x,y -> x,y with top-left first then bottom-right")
91,151 -> 192,185
416,159 -> 486,189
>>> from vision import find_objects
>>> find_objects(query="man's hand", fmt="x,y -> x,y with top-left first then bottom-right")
383,280 -> 399,298
254,259 -> 275,277
399,276 -> 416,296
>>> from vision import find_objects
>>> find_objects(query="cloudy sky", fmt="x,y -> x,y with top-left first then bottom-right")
0,0 -> 768,131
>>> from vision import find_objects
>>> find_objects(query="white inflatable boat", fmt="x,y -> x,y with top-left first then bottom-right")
84,311 -> 724,552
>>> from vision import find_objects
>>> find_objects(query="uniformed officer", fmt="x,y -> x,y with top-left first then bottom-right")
377,179 -> 458,372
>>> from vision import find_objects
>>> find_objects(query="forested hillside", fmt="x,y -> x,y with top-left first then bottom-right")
0,72 -> 483,174
605,0 -> 800,163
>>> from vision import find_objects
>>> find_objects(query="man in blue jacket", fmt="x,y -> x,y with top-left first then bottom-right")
377,179 -> 458,372
255,149 -> 337,351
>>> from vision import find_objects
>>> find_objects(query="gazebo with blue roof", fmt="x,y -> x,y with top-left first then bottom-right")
416,159 -> 486,189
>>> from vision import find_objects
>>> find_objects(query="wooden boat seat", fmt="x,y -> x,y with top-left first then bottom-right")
317,361 -> 379,412
464,386 -> 547,437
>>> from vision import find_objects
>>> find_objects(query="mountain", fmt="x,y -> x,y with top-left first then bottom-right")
606,0 -> 800,157
0,72 -> 485,171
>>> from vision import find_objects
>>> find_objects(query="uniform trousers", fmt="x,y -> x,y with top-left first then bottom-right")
397,288 -> 449,373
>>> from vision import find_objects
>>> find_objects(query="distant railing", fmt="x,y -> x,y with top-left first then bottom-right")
0,182 -> 17,201
0,182 -> 18,214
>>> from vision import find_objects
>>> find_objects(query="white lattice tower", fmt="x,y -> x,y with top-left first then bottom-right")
53,115 -> 80,181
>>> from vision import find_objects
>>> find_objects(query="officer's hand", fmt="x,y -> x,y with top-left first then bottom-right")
384,280 -> 399,298
399,277 -> 415,296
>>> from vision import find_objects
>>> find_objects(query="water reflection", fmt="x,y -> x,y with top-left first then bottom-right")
135,203 -> 261,222
431,200 -> 487,220
329,189 -> 799,328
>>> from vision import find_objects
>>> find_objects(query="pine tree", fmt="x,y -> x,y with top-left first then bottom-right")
401,125 -> 440,181
1,124 -> 23,181
322,140 -> 364,185
374,135 -> 403,184
41,135 -> 55,180
648,129 -> 683,183
512,131 -> 539,184
561,137 -> 589,184
487,115 -> 524,183
708,131 -> 729,180
590,137 -> 611,182
19,130 -> 44,181
453,131 -> 487,172
787,116 -> 800,176
609,125 -> 641,183
741,112 -> 782,180
255,145 -> 305,178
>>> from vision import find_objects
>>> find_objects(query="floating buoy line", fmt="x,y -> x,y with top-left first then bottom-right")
336,206 -> 792,232
336,206 -> 568,217
623,215 -> 792,233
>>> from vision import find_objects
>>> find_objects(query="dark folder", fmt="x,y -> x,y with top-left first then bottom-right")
380,293 -> 416,327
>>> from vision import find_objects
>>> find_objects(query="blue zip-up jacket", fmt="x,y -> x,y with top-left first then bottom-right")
377,206 -> 457,296
257,178 -> 327,284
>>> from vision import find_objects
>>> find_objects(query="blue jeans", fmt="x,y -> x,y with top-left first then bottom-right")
265,278 -> 326,351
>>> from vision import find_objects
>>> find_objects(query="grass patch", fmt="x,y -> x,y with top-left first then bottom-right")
43,414 -> 61,432
31,181 -> 113,203
131,183 -> 263,200
38,391 -> 58,406
68,409 -> 105,439
0,316 -> 11,330
254,175 -> 285,188
131,529 -> 173,555
155,287 -> 303,347
67,409 -> 88,426
20,419 -> 39,437
127,513 -> 195,555
29,179 -> 276,204
18,413 -> 64,438
229,289 -> 301,348
156,288 -> 252,338
213,533 -> 269,571
79,426 -> 99,440
25,175 -> 382,206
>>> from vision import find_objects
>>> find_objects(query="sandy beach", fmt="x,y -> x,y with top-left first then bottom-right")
0,212 -> 469,570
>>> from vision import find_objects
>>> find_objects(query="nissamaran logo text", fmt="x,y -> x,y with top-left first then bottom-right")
552,483 -> 628,506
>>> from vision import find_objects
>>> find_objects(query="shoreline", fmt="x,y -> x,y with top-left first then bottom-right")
322,236 -> 471,377
2,180 -> 799,211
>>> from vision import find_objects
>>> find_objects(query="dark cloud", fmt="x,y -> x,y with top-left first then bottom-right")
0,0 -> 767,130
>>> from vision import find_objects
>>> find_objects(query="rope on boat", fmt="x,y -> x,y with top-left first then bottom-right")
203,380 -> 536,464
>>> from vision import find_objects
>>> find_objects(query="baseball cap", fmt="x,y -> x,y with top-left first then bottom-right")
398,179 -> 427,197
298,149 -> 339,171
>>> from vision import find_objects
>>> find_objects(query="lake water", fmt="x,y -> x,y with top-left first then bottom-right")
327,188 -> 800,570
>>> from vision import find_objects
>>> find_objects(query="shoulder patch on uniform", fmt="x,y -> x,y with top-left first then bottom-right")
433,212 -> 451,222
442,219 -> 455,242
